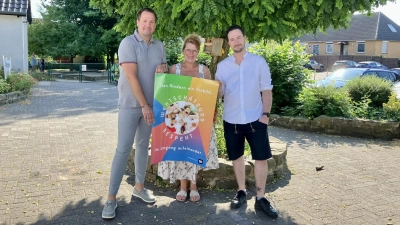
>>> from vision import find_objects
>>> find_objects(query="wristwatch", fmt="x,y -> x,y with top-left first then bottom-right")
263,112 -> 270,117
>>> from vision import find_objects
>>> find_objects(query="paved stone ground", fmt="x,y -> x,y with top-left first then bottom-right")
0,80 -> 399,225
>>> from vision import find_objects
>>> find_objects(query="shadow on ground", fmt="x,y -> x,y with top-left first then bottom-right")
1,170 -> 299,225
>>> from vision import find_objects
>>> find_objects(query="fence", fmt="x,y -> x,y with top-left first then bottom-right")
310,55 -> 399,71
47,63 -> 107,82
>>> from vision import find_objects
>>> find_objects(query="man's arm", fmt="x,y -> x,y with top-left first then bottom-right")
215,65 -> 224,99
216,80 -> 224,99
259,90 -> 272,125
122,62 -> 154,125
122,63 -> 148,107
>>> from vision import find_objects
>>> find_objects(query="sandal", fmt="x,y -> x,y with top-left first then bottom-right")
190,189 -> 200,202
176,190 -> 187,202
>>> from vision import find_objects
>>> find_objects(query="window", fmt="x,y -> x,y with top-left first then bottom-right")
377,72 -> 395,82
382,41 -> 388,54
326,42 -> 333,54
388,24 -> 397,33
312,45 -> 319,55
357,42 -> 365,53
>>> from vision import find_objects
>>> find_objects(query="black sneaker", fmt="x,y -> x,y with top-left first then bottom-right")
255,197 -> 278,219
230,190 -> 247,209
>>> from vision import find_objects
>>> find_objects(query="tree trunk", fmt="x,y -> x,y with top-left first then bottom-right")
209,40 -> 230,80
106,51 -> 110,69
110,51 -> 116,64
69,55 -> 76,71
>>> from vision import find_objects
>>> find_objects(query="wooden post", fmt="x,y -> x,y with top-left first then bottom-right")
209,40 -> 230,80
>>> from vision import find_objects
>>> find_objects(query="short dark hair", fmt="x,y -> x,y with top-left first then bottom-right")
225,25 -> 245,40
137,8 -> 157,22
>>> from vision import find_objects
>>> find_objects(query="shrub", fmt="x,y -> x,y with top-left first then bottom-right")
383,92 -> 400,121
6,72 -> 37,92
214,100 -> 227,158
350,96 -> 372,119
295,85 -> 354,119
31,71 -> 54,81
165,38 -> 182,66
248,40 -> 313,113
0,66 -> 4,79
0,79 -> 10,94
196,50 -> 211,67
345,76 -> 392,107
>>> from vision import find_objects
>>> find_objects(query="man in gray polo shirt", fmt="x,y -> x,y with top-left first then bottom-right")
102,8 -> 167,219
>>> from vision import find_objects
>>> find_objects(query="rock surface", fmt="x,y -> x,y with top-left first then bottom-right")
128,136 -> 288,189
270,114 -> 400,140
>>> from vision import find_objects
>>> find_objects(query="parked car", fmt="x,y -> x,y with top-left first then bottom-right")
315,68 -> 399,88
308,60 -> 324,71
332,60 -> 357,71
355,61 -> 388,69
303,63 -> 313,70
390,68 -> 400,80
361,69 -> 399,82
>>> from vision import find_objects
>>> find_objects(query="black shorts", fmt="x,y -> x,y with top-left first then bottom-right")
223,120 -> 272,161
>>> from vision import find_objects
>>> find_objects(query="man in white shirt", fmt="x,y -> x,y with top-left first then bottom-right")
215,25 -> 278,219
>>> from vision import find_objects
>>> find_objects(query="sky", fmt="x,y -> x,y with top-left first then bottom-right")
31,0 -> 400,25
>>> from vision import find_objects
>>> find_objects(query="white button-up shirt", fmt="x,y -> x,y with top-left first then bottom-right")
216,52 -> 273,124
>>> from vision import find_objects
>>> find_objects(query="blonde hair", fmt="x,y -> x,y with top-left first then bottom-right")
182,34 -> 201,51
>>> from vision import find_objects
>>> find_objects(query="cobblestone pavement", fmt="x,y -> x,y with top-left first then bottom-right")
0,81 -> 399,225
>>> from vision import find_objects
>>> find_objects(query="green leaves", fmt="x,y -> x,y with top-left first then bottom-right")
248,40 -> 312,113
29,0 -> 122,62
345,76 -> 393,108
90,0 -> 393,42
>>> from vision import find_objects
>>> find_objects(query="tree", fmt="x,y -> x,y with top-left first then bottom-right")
29,20 -> 81,62
29,0 -> 123,63
90,0 -> 394,76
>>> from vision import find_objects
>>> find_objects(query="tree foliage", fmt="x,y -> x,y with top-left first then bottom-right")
248,40 -> 312,112
90,0 -> 394,42
28,0 -> 123,63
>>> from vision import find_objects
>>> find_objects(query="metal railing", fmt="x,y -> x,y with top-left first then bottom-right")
47,63 -> 107,82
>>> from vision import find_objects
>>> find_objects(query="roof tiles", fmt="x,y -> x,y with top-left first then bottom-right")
0,0 -> 29,16
298,12 -> 400,42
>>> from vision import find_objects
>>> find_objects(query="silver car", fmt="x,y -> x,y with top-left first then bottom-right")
309,60 -> 324,71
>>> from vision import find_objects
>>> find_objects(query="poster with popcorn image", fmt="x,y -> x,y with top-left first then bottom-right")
151,74 -> 218,167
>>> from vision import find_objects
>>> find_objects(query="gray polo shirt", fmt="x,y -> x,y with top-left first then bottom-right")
118,30 -> 166,108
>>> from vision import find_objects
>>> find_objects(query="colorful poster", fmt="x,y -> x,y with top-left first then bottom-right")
151,74 -> 219,167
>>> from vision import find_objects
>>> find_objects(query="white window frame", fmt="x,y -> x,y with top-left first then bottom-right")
357,41 -> 365,53
382,41 -> 388,54
326,42 -> 333,54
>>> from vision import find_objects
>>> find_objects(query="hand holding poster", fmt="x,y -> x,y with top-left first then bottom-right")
151,74 -> 219,167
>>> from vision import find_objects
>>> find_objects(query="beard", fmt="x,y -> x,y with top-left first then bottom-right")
232,45 -> 245,53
